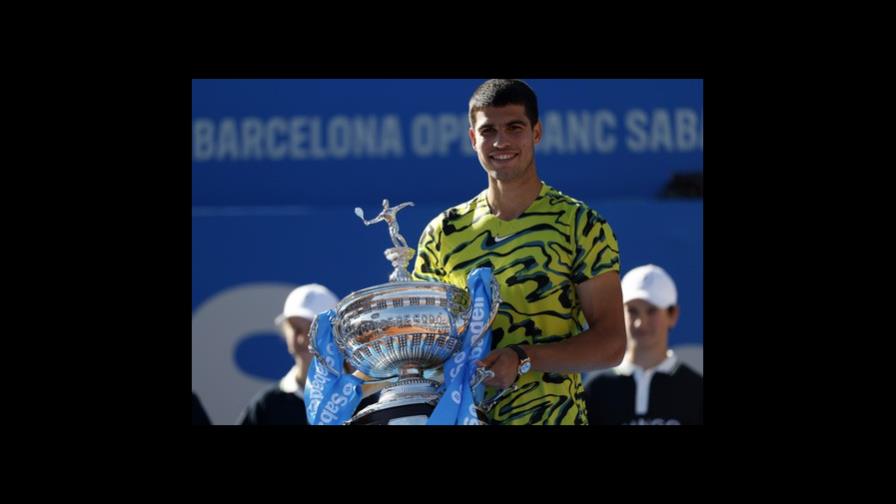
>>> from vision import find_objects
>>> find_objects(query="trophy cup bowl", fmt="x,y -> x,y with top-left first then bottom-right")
330,278 -> 499,425
333,281 -> 472,379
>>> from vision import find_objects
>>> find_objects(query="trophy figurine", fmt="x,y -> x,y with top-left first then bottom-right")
354,199 -> 415,282
310,199 -> 501,425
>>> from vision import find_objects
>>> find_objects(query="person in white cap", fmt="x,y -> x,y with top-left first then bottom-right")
238,283 -> 379,425
583,265 -> 703,425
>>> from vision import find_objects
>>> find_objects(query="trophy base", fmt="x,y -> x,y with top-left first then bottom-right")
347,377 -> 440,425
348,401 -> 436,425
346,376 -> 491,425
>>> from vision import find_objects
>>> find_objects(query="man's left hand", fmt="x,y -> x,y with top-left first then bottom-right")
475,347 -> 521,389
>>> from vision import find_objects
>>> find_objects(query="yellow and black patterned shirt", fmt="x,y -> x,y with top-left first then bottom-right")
412,182 -> 620,425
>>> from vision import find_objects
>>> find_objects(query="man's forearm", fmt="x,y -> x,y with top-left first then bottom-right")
520,326 -> 626,374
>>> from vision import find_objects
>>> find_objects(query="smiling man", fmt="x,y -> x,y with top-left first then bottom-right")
412,79 -> 627,425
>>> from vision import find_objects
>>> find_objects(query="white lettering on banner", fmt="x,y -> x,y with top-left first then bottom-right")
451,390 -> 462,404
380,115 -> 404,157
675,108 -> 699,151
328,115 -> 351,159
241,117 -> 264,159
193,115 -> 406,162
318,386 -> 355,425
566,111 -> 592,154
308,117 -> 326,159
193,119 -> 215,160
624,108 -> 703,153
538,110 -> 621,155
268,117 -> 288,160
625,109 -> 649,152
411,114 -> 435,156
593,110 -> 617,153
649,109 -> 674,151
288,117 -> 308,159
411,113 -> 471,158
453,351 -> 466,365
307,362 -> 333,420
462,404 -> 482,425
308,368 -> 331,402
191,108 -> 700,162
469,298 -> 486,346
468,320 -> 484,338
352,116 -> 378,156
330,393 -> 348,408
216,118 -> 239,160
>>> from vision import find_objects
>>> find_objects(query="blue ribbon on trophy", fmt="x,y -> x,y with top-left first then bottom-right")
427,267 -> 495,425
305,309 -> 364,425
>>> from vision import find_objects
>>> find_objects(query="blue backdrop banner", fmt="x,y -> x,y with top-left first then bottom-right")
193,79 -> 703,206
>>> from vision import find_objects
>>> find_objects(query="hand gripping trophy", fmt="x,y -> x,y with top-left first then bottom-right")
307,199 -> 502,425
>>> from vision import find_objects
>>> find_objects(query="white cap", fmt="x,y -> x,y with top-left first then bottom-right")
274,284 -> 339,325
621,264 -> 677,309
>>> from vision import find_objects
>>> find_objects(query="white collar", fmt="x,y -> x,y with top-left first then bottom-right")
615,349 -> 679,376
278,365 -> 305,399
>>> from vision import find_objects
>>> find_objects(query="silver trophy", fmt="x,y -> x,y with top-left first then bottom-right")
310,199 -> 501,425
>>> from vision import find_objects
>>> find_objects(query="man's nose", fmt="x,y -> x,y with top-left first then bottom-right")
493,131 -> 510,148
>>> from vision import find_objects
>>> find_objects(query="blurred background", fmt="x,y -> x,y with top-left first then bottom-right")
192,79 -> 703,424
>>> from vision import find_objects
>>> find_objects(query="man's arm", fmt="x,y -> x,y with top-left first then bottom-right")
477,271 -> 627,389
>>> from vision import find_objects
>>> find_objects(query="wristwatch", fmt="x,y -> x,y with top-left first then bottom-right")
508,344 -> 531,382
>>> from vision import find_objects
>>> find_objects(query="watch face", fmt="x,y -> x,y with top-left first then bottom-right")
519,361 -> 531,374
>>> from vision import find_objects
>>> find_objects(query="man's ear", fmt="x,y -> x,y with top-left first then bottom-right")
469,127 -> 476,149
667,306 -> 680,328
533,121 -> 542,145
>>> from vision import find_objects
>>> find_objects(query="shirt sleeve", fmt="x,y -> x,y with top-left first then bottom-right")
571,206 -> 620,285
412,219 -> 446,282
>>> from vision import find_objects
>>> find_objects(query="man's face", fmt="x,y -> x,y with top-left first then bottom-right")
469,104 -> 541,183
282,316 -> 313,358
624,299 -> 678,350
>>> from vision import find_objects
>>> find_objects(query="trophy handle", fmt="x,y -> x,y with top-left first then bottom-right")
471,367 -> 494,388
308,313 -> 342,375
471,366 -> 518,414
477,384 -> 518,413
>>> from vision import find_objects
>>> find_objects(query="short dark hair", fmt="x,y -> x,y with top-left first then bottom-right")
468,79 -> 539,128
